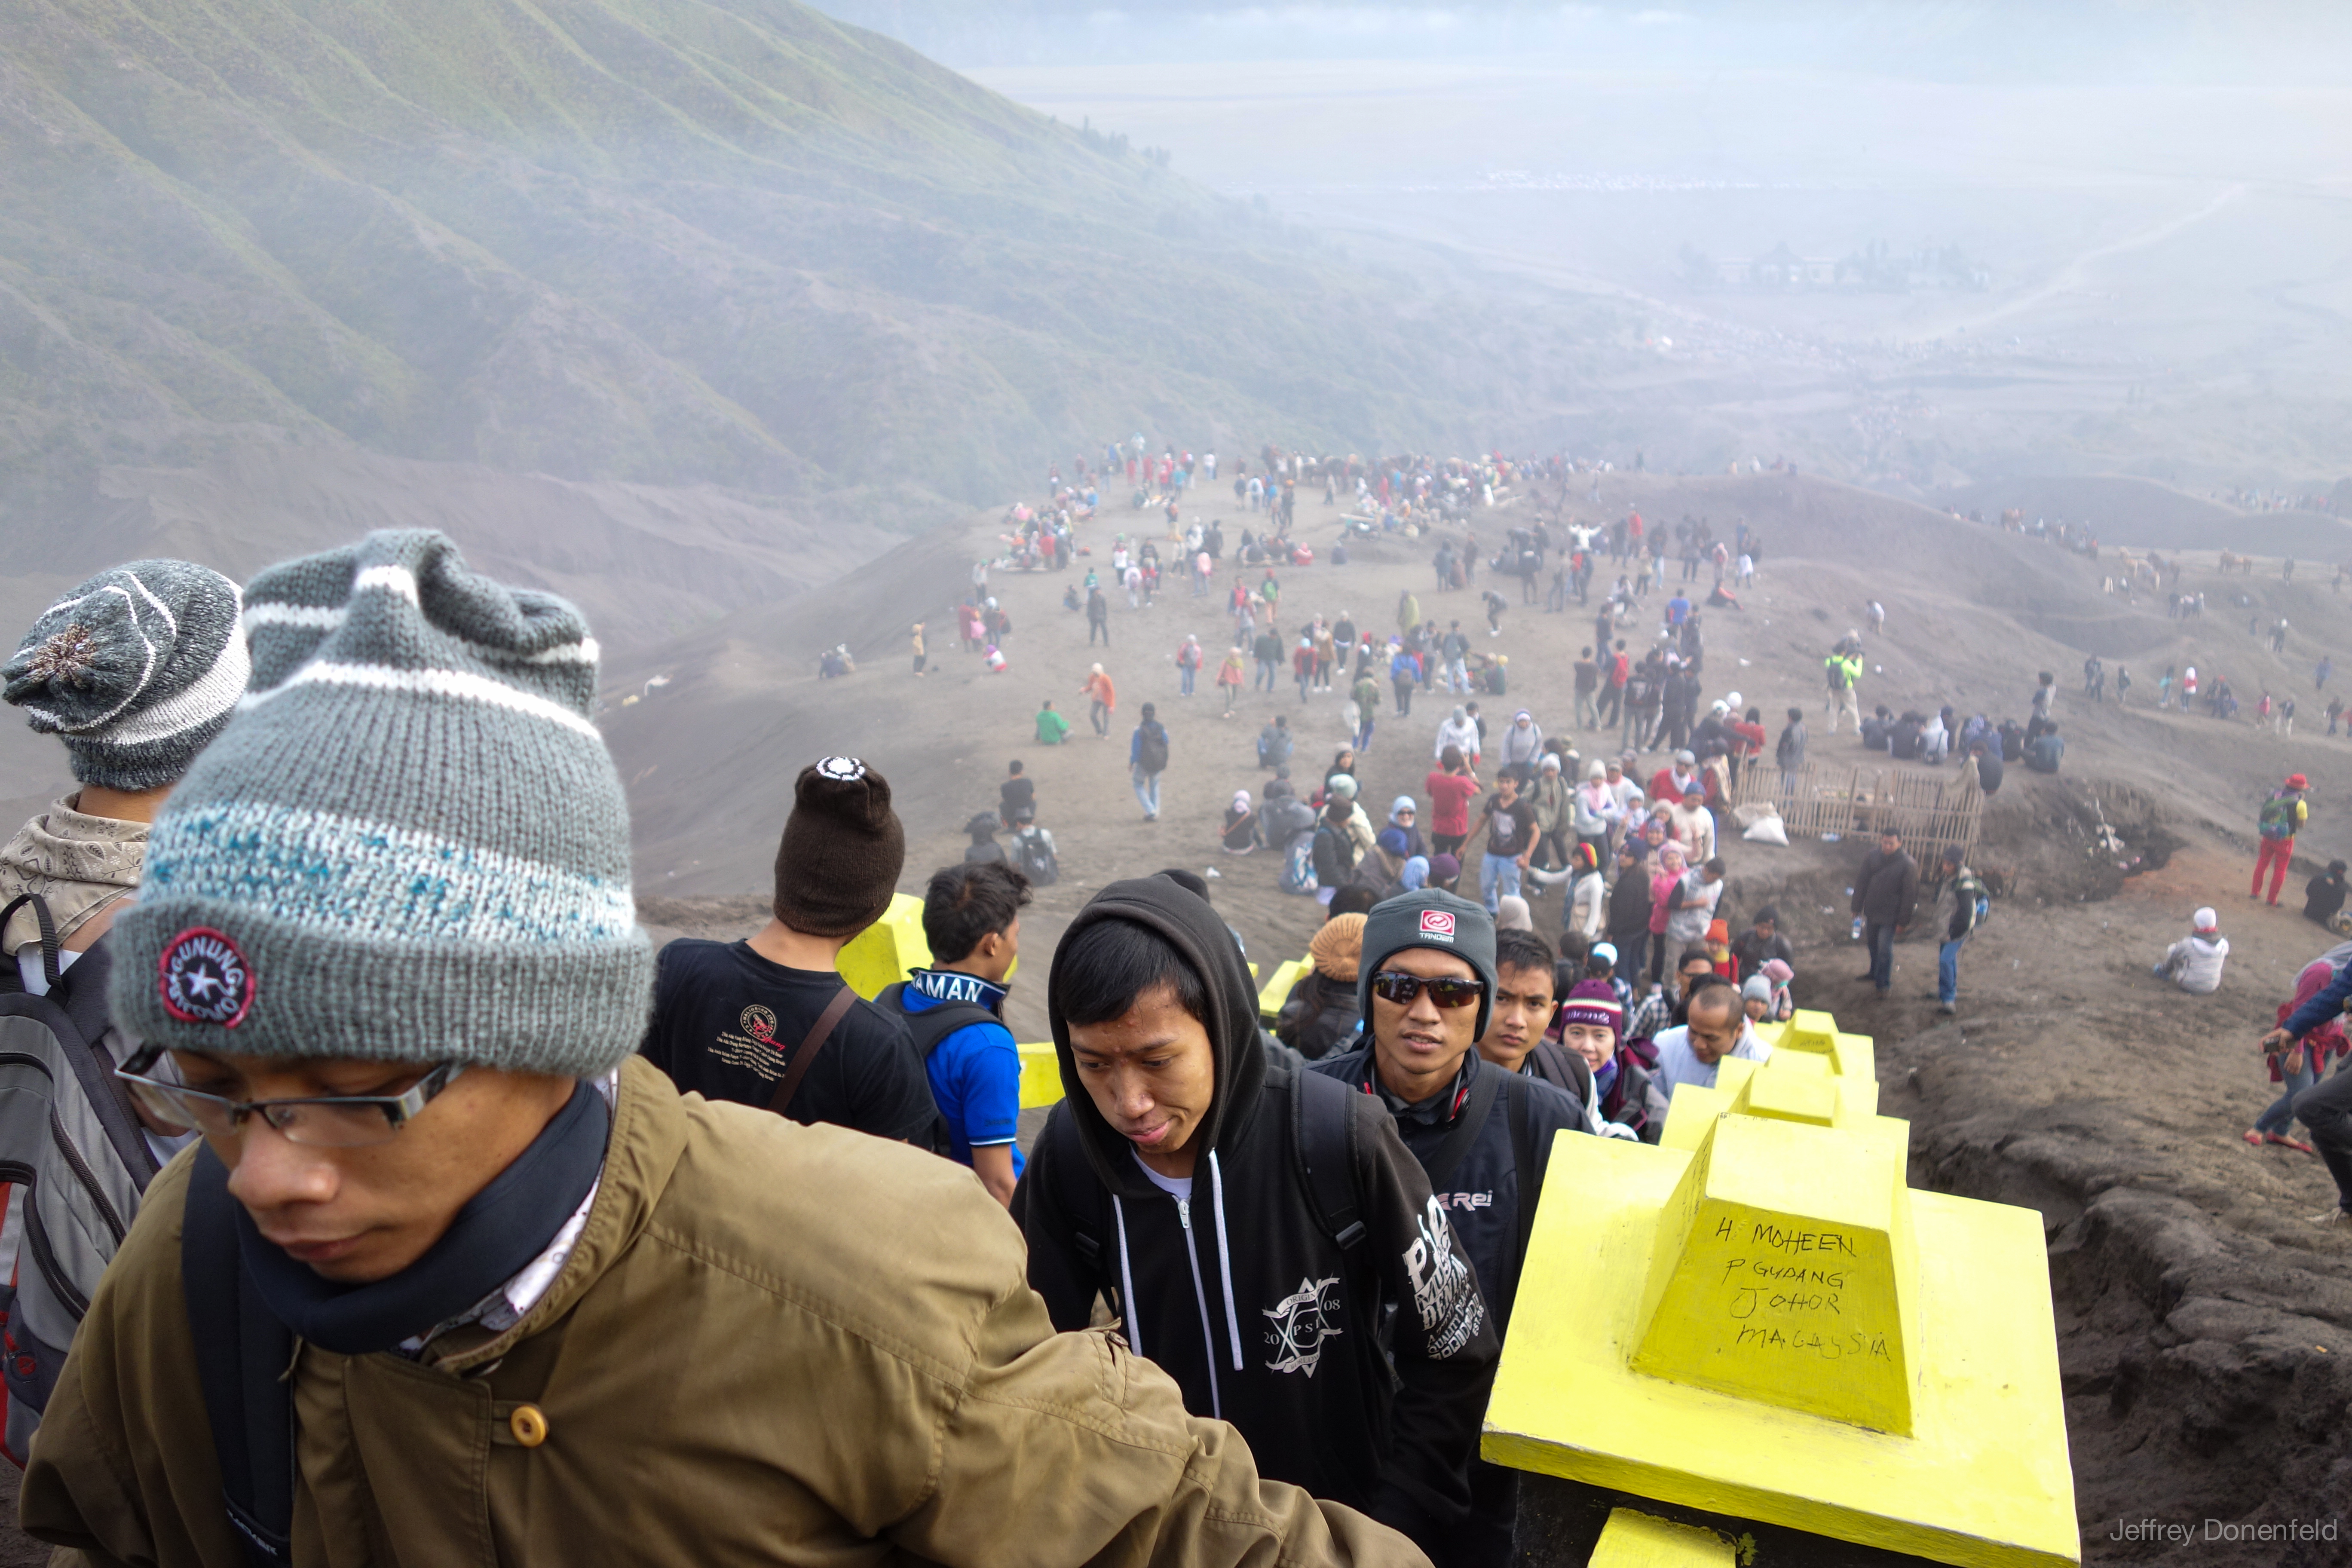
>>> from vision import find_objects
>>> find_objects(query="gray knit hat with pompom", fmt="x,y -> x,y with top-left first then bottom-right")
4,560 -> 246,791
112,531 -> 651,1077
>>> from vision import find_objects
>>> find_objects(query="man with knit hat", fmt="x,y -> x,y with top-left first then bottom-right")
1019,875 -> 1495,1566
1312,890 -> 1588,1565
0,557 -> 243,1451
24,532 -> 1424,1568
640,758 -> 940,1144
2,558 -> 248,987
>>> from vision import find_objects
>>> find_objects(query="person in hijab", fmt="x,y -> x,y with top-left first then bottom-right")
1222,790 -> 1260,853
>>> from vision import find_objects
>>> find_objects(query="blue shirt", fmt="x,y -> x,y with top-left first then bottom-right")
900,984 -> 1024,1175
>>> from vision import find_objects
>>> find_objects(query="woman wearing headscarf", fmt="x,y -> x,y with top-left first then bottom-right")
1388,796 -> 1427,861
1221,790 -> 1260,854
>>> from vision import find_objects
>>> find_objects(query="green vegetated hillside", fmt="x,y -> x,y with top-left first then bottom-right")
0,0 -> 1592,533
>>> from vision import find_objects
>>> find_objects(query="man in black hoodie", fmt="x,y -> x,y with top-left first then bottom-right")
1311,891 -> 1590,1565
1017,876 -> 1496,1565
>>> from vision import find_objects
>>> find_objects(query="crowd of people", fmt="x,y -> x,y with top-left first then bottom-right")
0,527 -> 1852,1568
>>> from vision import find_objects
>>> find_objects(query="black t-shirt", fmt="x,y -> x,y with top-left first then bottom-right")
640,940 -> 942,1143
1482,796 -> 1537,858
1001,776 -> 1035,816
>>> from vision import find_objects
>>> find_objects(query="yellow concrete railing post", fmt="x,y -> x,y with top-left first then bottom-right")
1484,1007 -> 2078,1567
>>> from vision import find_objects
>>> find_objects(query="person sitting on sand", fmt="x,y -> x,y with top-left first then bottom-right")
1220,790 -> 1260,854
2022,722 -> 2064,774
1035,698 -> 1071,745
2307,860 -> 2351,931
2152,907 -> 2228,994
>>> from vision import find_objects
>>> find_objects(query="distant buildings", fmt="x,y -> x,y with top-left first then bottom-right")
1679,239 -> 1990,293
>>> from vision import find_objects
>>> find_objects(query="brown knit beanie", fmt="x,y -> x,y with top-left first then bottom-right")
772,757 -> 906,937
1308,912 -> 1367,981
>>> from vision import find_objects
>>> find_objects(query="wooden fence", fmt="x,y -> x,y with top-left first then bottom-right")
1749,763 -> 1983,868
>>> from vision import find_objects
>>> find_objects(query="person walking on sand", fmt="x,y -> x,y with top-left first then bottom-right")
2252,773 -> 2310,905
1087,585 -> 1111,646
1082,663 -> 1117,737
1130,702 -> 1170,821
1216,643 -> 1246,717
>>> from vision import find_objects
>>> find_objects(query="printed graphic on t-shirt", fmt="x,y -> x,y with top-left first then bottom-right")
1405,1197 -> 1485,1357
713,1010 -> 787,1081
1263,1276 -> 1344,1377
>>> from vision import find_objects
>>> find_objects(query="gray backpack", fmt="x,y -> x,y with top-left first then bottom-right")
0,893 -> 170,1459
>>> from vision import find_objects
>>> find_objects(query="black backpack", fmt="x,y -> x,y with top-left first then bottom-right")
1012,827 -> 1060,887
1136,721 -> 1170,775
0,893 -> 168,1459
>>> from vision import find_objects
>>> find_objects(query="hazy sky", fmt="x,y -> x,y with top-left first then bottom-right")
817,2 -> 2352,84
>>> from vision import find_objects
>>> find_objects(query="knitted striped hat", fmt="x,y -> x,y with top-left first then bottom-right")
111,531 -> 652,1077
4,560 -> 246,791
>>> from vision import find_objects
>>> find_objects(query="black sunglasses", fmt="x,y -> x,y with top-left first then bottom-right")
1369,971 -> 1485,1009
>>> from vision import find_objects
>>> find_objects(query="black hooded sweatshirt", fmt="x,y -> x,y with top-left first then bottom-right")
1014,876 -> 1497,1553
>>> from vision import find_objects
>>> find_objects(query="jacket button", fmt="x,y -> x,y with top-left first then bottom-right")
509,1405 -> 549,1448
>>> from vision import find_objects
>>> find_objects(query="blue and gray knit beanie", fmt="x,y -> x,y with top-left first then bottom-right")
110,531 -> 652,1078
4,560 -> 246,791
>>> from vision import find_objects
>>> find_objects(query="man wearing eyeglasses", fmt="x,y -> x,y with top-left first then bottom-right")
1311,890 -> 1589,1566
22,533 -> 1434,1568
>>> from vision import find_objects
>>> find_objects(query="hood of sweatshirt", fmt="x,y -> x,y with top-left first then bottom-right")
1047,874 -> 1268,1199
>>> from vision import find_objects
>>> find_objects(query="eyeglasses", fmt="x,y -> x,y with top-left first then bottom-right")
117,1047 -> 466,1148
1369,971 -> 1485,1009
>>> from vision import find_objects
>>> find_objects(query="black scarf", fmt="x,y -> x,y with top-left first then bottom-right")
233,1079 -> 611,1355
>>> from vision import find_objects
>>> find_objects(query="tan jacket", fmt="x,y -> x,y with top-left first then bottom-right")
22,1058 -> 1424,1567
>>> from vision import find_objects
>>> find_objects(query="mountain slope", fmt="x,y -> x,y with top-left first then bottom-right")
0,0 -> 1586,532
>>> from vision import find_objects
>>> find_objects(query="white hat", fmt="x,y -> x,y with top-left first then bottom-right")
2193,907 -> 2219,931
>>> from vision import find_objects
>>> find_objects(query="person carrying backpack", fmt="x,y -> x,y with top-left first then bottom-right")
1131,701 -> 1171,821
27,533 -> 1405,1568
1312,893 -> 1589,1564
1009,804 -> 1060,887
0,558 -> 245,1455
1824,646 -> 1862,734
1016,876 -> 1498,1567
1929,845 -> 1989,1015
2253,773 -> 2310,906
881,863 -> 1032,1208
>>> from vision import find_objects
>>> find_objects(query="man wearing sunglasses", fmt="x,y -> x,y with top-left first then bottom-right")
1312,890 -> 1589,1565
23,533 -> 1429,1568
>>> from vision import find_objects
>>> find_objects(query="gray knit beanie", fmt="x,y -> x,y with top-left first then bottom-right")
4,560 -> 247,791
111,531 -> 652,1078
1358,889 -> 1498,1038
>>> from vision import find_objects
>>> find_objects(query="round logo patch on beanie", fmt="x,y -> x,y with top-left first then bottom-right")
159,928 -> 254,1027
815,756 -> 866,781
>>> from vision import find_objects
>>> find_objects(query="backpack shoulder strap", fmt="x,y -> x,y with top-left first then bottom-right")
0,894 -> 61,996
768,984 -> 857,1117
184,1147 -> 295,1568
1290,1069 -> 1366,1250
1044,1102 -> 1111,1274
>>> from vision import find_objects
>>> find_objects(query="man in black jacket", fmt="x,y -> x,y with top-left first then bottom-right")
1606,838 -> 1656,985
1017,876 -> 1497,1566
1312,892 -> 1589,1565
1851,830 -> 1921,996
